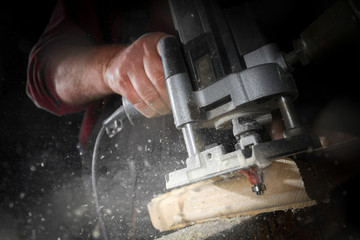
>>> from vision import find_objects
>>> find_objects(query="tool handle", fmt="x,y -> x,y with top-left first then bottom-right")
157,36 -> 188,80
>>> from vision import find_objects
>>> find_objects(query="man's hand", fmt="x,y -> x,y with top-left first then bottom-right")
52,32 -> 171,118
103,32 -> 171,118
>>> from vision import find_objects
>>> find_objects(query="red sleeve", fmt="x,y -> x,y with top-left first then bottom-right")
26,0 -> 103,115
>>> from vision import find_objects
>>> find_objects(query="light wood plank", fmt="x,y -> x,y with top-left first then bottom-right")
147,158 -> 316,232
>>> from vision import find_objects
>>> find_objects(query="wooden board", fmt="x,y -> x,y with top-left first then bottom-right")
147,158 -> 316,232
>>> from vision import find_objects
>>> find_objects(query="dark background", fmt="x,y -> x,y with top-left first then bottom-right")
1,0 -> 360,239
0,1 -> 90,239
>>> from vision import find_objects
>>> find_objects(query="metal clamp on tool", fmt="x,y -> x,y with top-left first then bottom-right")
102,97 -> 141,138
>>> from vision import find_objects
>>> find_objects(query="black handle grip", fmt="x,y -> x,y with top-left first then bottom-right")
158,36 -> 188,80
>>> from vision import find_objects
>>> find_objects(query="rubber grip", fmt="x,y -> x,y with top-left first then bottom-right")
157,36 -> 188,80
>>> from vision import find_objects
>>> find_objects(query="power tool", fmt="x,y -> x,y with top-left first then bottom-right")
102,0 -> 359,195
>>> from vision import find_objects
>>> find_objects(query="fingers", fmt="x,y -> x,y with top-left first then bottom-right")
117,73 -> 157,118
127,67 -> 170,117
127,32 -> 171,117
139,32 -> 171,107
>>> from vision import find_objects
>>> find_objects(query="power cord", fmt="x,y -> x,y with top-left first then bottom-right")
91,125 -> 110,240
91,99 -> 139,240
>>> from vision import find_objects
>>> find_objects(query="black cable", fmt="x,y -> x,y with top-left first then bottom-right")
91,125 -> 110,240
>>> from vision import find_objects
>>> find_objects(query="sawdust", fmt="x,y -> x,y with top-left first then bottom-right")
155,216 -> 250,240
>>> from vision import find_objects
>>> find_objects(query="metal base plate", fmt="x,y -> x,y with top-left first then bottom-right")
165,133 -> 322,189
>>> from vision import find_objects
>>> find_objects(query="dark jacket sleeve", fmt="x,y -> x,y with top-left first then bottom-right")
26,0 -> 103,115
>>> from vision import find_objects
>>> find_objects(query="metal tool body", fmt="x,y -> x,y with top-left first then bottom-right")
158,0 -> 324,193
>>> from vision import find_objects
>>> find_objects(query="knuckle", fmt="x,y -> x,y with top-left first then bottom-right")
142,89 -> 159,103
117,80 -> 126,92
123,45 -> 141,63
133,99 -> 146,109
122,51 -> 134,65
133,37 -> 146,49
151,70 -> 165,86
117,74 -> 129,91
126,52 -> 143,71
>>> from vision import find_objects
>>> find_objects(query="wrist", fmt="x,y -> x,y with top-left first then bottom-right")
96,44 -> 127,96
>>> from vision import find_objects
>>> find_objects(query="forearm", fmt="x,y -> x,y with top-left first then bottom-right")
52,44 -> 125,106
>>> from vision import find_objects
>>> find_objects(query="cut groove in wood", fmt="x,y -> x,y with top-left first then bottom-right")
147,158 -> 316,232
